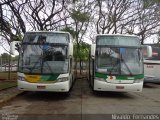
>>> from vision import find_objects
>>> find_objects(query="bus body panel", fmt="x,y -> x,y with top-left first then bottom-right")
143,46 -> 160,83
17,72 -> 73,92
16,31 -> 74,92
90,34 -> 144,92
18,80 -> 70,92
144,61 -> 160,83
94,80 -> 143,92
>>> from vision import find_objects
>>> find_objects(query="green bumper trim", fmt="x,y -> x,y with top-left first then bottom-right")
95,72 -> 144,80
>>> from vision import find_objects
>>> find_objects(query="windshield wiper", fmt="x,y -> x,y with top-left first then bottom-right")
44,46 -> 56,74
120,56 -> 133,76
28,47 -> 53,74
29,55 -> 43,73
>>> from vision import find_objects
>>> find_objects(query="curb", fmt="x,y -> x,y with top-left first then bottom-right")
0,91 -> 23,106
0,85 -> 17,91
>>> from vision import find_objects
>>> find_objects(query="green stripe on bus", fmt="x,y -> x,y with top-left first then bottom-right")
95,72 -> 144,80
40,74 -> 59,81
95,72 -> 107,79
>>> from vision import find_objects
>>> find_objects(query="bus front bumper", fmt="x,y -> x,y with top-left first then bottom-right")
94,80 -> 143,92
18,80 -> 70,92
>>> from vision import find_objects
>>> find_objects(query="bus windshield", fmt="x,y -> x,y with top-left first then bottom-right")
96,47 -> 143,75
19,33 -> 69,74
96,35 -> 142,75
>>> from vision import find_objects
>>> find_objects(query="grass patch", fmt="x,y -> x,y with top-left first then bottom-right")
0,82 -> 17,90
0,72 -> 17,80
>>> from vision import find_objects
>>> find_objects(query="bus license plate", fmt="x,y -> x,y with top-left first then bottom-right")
116,86 -> 124,89
37,86 -> 46,89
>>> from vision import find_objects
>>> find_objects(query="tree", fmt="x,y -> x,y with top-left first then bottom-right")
1,0 -> 160,52
157,31 -> 160,44
132,0 -> 160,44
0,0 -> 26,44
0,53 -> 10,64
0,0 -> 69,47
24,0 -> 69,30
92,0 -> 160,44
94,0 -> 135,34
62,0 -> 94,74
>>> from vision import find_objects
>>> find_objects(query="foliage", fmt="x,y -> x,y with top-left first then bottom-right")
0,53 -> 18,64
71,10 -> 90,23
143,0 -> 160,8
61,27 -> 77,39
74,43 -> 90,62
0,0 -> 160,49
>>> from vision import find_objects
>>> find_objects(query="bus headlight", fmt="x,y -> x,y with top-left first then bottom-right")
18,76 -> 25,81
95,77 -> 106,82
134,79 -> 143,83
57,77 -> 68,82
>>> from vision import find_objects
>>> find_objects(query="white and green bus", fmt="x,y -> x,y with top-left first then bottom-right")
143,45 -> 160,83
89,34 -> 151,92
11,31 -> 74,92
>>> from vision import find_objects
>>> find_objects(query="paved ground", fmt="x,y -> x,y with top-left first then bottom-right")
0,87 -> 23,105
0,78 -> 160,120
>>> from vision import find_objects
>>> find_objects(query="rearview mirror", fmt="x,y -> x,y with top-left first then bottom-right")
10,41 -> 21,55
142,45 -> 152,58
91,44 -> 96,59
68,43 -> 73,57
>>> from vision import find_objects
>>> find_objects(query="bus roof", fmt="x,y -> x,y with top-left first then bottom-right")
23,31 -> 73,43
96,34 -> 139,38
94,34 -> 140,46
25,31 -> 71,35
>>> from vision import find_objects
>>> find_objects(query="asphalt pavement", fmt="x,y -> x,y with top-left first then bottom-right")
0,78 -> 160,120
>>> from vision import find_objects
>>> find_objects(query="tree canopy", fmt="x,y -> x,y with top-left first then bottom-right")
0,0 -> 160,46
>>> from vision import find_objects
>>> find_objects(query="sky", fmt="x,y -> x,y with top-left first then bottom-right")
0,0 -> 159,55
0,34 -> 158,56
0,38 -> 10,55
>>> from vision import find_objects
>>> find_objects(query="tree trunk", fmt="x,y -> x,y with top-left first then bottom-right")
8,54 -> 11,81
